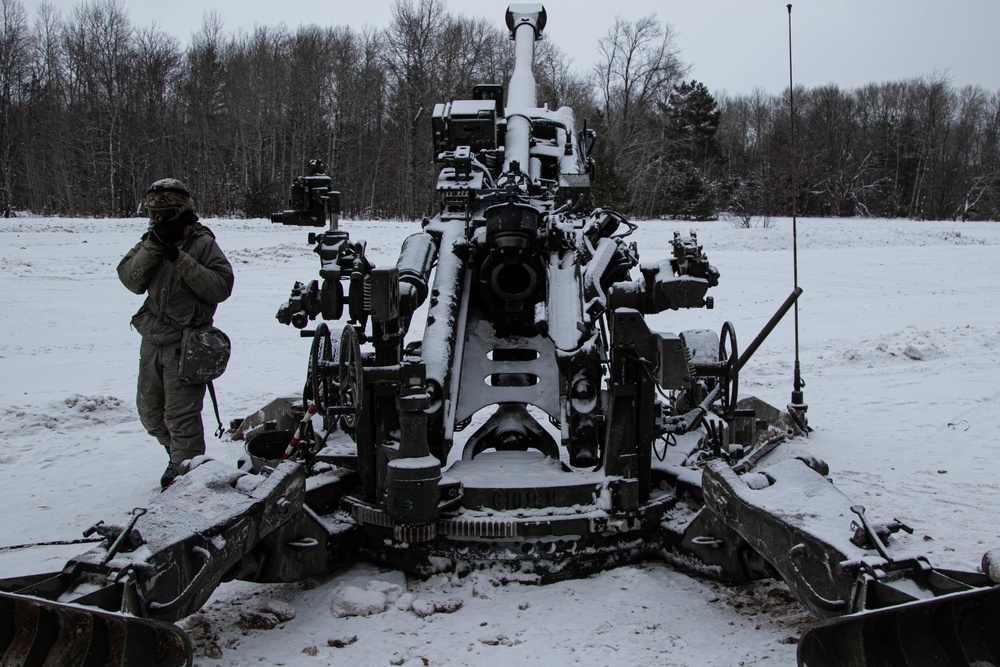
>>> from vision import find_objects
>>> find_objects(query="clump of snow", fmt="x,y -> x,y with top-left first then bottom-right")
332,576 -> 464,620
840,328 -> 947,365
472,576 -> 500,600
234,472 -> 266,494
408,596 -> 463,617
63,394 -> 123,413
478,633 -> 524,646
902,343 -> 929,360
332,586 -> 387,618
393,592 -> 416,611
409,597 -> 436,617
233,598 -> 296,632
204,641 -> 224,659
372,580 -> 405,605
326,635 -> 358,648
331,579 -> 406,618
1,395 -> 130,436
239,609 -> 280,630
261,599 -> 296,622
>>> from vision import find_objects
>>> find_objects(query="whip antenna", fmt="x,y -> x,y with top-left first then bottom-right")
787,4 -> 809,430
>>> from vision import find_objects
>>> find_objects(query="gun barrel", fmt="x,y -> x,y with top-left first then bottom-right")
503,4 -> 546,176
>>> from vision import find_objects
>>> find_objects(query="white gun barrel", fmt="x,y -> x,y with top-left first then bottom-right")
503,4 -> 546,177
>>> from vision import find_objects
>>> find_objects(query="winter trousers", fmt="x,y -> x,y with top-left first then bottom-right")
136,338 -> 207,466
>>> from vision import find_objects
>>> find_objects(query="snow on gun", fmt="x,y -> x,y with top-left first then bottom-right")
4,4 -> 1000,666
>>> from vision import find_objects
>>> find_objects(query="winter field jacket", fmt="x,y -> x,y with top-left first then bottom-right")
117,223 -> 234,345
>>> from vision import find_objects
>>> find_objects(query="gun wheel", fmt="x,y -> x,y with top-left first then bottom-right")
308,322 -> 337,417
339,325 -> 363,433
719,321 -> 739,418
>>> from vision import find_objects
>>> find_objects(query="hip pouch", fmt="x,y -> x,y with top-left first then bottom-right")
179,326 -> 231,385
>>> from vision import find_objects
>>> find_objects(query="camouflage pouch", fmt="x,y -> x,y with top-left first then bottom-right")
178,325 -> 231,385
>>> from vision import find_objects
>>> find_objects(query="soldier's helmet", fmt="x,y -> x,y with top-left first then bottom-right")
143,178 -> 194,223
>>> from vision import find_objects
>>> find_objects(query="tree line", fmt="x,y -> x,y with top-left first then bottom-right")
1,0 -> 998,221
718,78 -> 1000,221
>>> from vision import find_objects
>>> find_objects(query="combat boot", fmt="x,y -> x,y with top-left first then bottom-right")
160,462 -> 179,490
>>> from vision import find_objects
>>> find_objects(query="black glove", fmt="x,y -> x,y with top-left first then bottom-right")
160,243 -> 180,262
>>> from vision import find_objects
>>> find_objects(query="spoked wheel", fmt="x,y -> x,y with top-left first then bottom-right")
338,325 -> 363,433
307,322 -> 338,417
718,321 -> 739,418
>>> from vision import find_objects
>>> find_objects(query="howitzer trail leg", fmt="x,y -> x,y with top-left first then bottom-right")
703,458 -> 868,617
703,458 -> 1000,667
798,586 -> 1000,667
0,591 -> 193,667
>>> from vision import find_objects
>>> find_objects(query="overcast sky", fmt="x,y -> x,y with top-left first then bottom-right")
23,0 -> 1000,95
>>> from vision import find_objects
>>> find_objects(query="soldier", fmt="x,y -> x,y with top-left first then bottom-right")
118,179 -> 234,489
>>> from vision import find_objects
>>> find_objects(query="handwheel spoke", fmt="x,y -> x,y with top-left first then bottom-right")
338,325 -> 363,432
308,322 -> 336,416
719,321 -> 739,419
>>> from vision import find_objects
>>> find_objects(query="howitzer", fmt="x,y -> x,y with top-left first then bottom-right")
4,5 -> 1000,666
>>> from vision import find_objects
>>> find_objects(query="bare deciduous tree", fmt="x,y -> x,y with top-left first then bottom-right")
2,0 -> 999,222
0,0 -> 30,215
592,14 -> 688,215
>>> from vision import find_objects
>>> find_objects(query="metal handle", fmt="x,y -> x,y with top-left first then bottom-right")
147,546 -> 212,614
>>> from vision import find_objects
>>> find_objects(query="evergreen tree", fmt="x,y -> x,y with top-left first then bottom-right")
659,79 -> 722,218
665,79 -> 721,163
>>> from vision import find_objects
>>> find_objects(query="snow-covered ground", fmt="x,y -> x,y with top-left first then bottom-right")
2,215 -> 999,666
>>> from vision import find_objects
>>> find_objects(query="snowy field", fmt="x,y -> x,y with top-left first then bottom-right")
2,215 -> 1000,666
